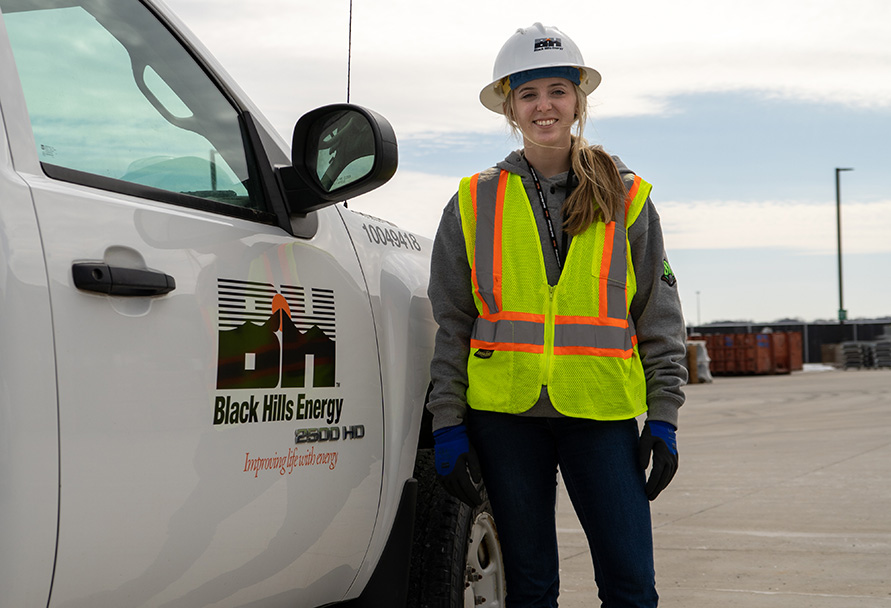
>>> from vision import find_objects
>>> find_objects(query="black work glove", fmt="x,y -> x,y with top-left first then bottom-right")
433,425 -> 484,507
638,420 -> 678,501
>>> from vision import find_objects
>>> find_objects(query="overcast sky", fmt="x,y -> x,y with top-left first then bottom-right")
165,0 -> 891,325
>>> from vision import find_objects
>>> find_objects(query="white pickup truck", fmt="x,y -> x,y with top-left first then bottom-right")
0,1 -> 503,606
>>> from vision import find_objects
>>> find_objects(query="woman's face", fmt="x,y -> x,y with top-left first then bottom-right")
509,77 -> 577,150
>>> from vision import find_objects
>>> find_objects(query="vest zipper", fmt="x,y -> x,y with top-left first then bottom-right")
541,285 -> 557,386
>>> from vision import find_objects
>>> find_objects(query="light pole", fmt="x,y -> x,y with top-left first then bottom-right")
835,167 -> 853,324
696,290 -> 701,327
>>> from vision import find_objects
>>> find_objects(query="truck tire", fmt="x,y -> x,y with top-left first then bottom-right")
408,449 -> 506,608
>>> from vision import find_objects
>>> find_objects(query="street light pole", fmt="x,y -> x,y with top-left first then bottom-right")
835,167 -> 853,324
696,290 -> 701,327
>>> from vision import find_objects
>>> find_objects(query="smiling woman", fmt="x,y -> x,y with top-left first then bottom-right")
425,22 -> 689,608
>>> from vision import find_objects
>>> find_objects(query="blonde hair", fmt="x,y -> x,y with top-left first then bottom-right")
503,84 -> 626,236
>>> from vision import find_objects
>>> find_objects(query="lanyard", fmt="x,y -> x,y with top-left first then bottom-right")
525,159 -> 566,270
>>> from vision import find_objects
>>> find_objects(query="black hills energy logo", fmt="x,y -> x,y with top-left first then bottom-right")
216,278 -> 336,390
534,37 -> 562,51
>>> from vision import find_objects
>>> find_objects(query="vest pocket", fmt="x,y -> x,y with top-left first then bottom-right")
467,318 -> 542,414
467,346 -> 515,411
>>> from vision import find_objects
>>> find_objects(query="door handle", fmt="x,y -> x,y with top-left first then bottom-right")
72,262 -> 176,297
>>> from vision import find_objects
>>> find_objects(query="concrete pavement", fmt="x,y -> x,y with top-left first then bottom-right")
554,367 -> 891,607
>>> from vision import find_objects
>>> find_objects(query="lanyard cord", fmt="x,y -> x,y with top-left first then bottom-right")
525,158 -> 567,270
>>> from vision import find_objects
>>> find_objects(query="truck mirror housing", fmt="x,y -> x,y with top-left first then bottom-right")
279,104 -> 398,214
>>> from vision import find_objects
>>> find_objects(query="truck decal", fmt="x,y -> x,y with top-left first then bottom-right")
360,222 -> 423,251
212,393 -> 346,426
214,279 -> 348,427
243,446 -> 339,477
216,278 -> 336,390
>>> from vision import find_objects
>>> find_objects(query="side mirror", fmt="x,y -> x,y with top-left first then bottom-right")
278,104 -> 398,214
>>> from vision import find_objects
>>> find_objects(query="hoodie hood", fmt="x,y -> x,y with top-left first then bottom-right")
495,148 -> 635,184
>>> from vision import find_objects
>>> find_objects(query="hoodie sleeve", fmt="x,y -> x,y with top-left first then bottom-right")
628,190 -> 687,428
620,167 -> 688,428
426,192 -> 477,431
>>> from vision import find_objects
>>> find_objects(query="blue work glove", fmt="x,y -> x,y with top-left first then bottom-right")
433,424 -> 484,507
638,420 -> 678,501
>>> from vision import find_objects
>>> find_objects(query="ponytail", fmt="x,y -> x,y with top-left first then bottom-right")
564,136 -> 626,235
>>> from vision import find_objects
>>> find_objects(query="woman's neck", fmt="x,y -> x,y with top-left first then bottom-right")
523,141 -> 572,178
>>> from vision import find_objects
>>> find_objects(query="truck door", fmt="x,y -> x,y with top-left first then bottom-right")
1,1 -> 384,606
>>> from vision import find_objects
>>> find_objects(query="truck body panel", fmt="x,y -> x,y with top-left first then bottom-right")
0,36 -> 59,604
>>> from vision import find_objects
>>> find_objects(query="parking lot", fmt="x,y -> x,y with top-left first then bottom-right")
555,367 -> 891,607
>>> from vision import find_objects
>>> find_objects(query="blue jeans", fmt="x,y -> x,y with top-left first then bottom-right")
467,410 -> 657,608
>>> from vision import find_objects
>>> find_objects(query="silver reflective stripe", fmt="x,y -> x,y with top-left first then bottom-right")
474,172 -> 502,315
472,317 -> 545,346
554,323 -> 631,351
605,218 -> 628,320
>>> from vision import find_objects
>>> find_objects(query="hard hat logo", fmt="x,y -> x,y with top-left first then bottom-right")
534,37 -> 563,52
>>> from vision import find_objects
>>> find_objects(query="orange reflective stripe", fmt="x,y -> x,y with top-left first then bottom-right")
481,310 -> 545,324
469,173 -> 479,216
554,314 -> 627,328
554,345 -> 634,358
624,175 -> 641,221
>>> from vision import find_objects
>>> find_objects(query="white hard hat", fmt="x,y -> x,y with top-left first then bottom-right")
479,23 -> 601,115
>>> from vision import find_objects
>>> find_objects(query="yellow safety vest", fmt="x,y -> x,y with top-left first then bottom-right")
458,169 -> 652,420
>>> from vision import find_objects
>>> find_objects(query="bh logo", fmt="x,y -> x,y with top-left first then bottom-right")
534,37 -> 562,51
216,278 -> 336,390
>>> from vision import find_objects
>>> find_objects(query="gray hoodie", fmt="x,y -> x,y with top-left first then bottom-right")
427,149 -> 687,431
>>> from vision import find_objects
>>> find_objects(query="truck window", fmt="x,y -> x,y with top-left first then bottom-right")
2,0 -> 264,212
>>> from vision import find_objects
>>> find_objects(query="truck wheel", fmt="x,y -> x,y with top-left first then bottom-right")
409,449 -> 506,608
